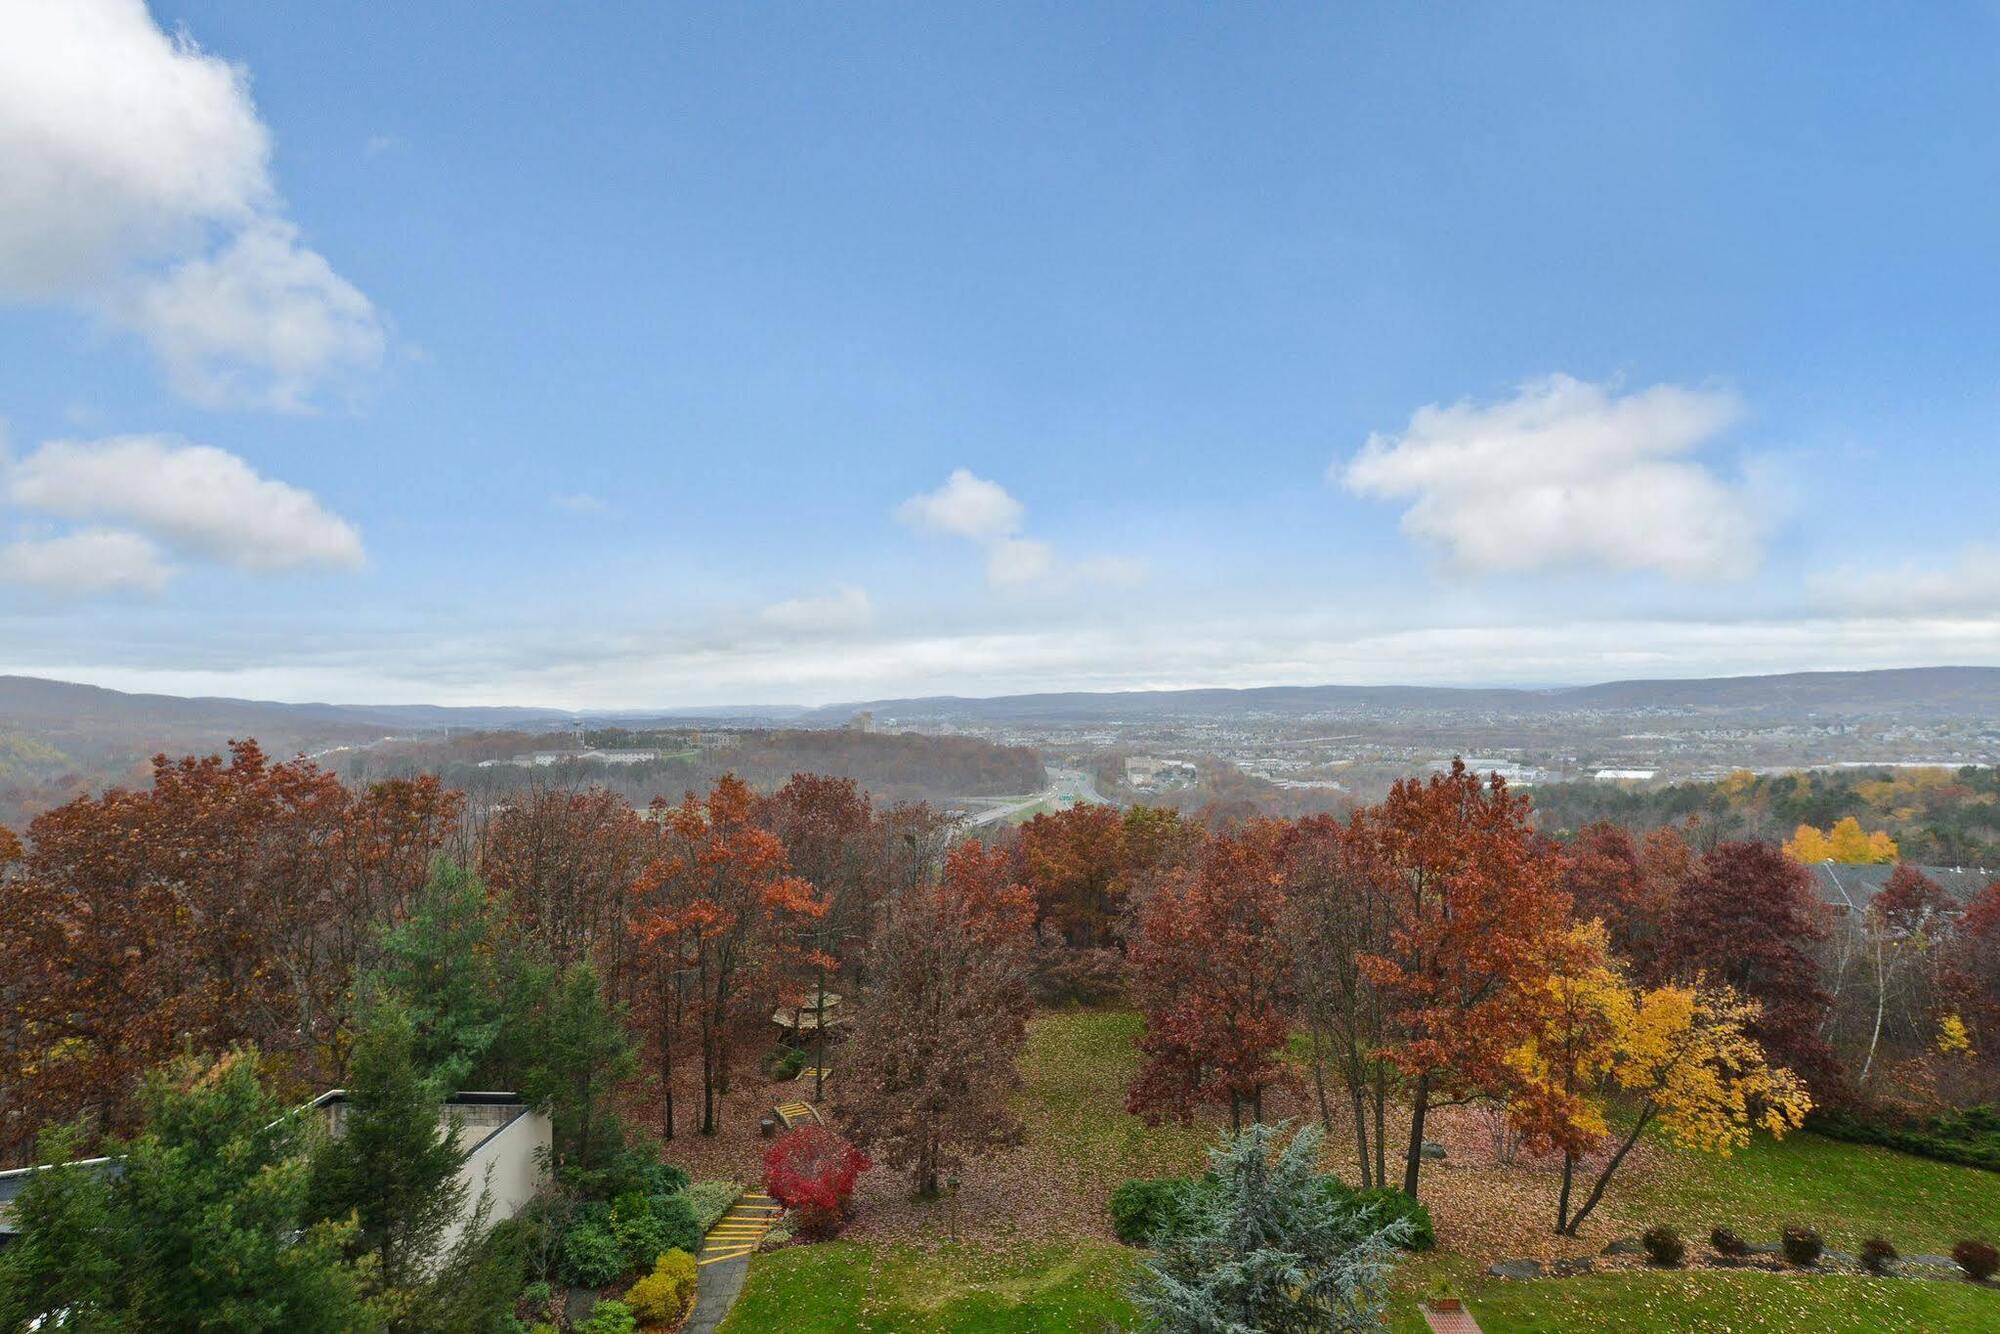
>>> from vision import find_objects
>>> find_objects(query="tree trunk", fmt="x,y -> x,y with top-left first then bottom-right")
1402,1073 -> 1430,1199
1561,1103 -> 1655,1235
1348,1081 -> 1373,1190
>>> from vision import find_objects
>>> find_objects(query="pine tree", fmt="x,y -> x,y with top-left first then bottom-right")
1132,1121 -> 1404,1333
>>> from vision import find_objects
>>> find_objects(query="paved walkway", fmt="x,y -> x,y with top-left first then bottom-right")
1421,1304 -> 1484,1333
684,1190 -> 781,1334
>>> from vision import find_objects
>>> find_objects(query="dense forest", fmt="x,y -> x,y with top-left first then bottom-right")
343,727 -> 1047,811
1531,766 -> 2000,868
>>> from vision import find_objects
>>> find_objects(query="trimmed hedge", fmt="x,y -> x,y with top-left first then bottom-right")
1810,1107 -> 2000,1173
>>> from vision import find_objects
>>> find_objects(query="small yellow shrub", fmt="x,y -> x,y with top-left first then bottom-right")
625,1248 -> 697,1325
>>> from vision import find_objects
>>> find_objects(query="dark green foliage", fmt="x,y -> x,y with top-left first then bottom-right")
0,1050 -> 370,1332
1955,1239 -> 1999,1281
1781,1225 -> 1824,1266
605,1191 -> 698,1272
1642,1225 -> 1686,1266
0,1124 -> 126,1328
372,860 -> 508,1090
1710,1225 -> 1750,1257
574,1298 -> 637,1334
509,963 -> 638,1170
1110,1177 -> 1209,1244
1860,1235 -> 1899,1275
1811,1107 -> 2000,1173
1349,1186 -> 1436,1253
308,1004 -> 468,1295
559,1218 -> 628,1288
765,1046 -> 807,1080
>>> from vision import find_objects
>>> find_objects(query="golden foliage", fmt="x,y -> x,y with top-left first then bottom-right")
1783,815 -> 1897,865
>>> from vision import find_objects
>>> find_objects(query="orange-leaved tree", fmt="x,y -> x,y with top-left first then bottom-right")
1359,759 -> 1572,1199
631,775 -> 826,1136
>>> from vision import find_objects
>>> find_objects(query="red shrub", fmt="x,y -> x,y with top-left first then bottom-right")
763,1126 -> 871,1238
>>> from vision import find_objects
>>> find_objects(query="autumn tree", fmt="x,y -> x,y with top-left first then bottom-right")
1563,821 -> 1678,981
1510,923 -> 1810,1234
1285,813 -> 1396,1187
632,776 -> 826,1136
1664,840 -> 1836,1094
1018,802 -> 1129,948
1359,760 -> 1572,1199
0,743 -> 455,1157
1944,881 -> 2000,1054
836,842 -> 1034,1197
1847,865 -> 1963,1082
1127,821 -> 1296,1131
480,783 -> 652,990
1784,816 -> 1897,865
762,1124 -> 871,1238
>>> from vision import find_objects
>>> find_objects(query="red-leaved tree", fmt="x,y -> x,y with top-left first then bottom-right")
1664,839 -> 1837,1095
763,1124 -> 871,1238
1126,820 -> 1295,1130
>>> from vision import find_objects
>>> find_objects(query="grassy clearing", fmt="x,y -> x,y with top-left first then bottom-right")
720,1009 -> 2000,1331
719,1240 -> 1138,1332
1626,1129 -> 2000,1254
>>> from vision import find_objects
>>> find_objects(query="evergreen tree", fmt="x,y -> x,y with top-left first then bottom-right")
0,1049 -> 371,1332
372,860 -> 506,1090
511,962 -> 638,1169
1133,1122 -> 1404,1334
309,1005 -> 471,1306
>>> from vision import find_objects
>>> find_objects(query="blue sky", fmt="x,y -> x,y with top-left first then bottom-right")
2,1 -> 1998,706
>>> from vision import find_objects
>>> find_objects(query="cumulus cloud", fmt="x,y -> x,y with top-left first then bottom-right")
1339,374 -> 1761,580
3,434 -> 363,587
760,585 -> 875,633
0,529 -> 170,595
897,469 -> 1146,592
1813,543 -> 2000,616
896,469 -> 1025,541
0,0 -> 383,409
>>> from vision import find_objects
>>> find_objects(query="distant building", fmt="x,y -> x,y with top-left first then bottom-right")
1125,756 -> 1197,787
1806,862 -> 1994,917
1593,768 -> 1657,782
847,711 -> 875,733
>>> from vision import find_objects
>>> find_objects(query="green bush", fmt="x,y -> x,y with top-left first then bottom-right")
1109,1177 -> 1206,1244
574,1299 -> 637,1334
607,1191 -> 698,1271
1711,1226 -> 1749,1257
766,1046 -> 807,1080
1351,1186 -> 1435,1252
625,1249 -> 697,1324
683,1180 -> 741,1234
559,1219 -> 627,1288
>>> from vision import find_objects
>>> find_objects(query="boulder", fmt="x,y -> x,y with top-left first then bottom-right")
1602,1238 -> 1647,1256
1486,1258 -> 1544,1280
1419,1140 -> 1448,1161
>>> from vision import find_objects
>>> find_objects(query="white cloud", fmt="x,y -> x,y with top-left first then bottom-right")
7,434 -> 364,572
896,468 -> 1025,541
0,529 -> 170,594
0,0 -> 383,409
119,220 -> 385,411
1813,543 -> 2000,616
760,585 -> 874,633
1339,374 -> 1761,580
897,469 -> 1147,592
551,492 -> 611,515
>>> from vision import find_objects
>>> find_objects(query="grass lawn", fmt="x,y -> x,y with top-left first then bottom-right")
1625,1129 -> 2000,1254
1389,1268 -> 2000,1333
718,1240 -> 1139,1332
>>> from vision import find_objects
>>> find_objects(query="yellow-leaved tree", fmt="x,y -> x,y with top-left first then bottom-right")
1509,923 -> 1812,1235
1783,815 -> 1897,865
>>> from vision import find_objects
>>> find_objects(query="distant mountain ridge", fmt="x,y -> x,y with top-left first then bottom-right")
800,667 -> 2000,724
2,666 -> 1998,739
